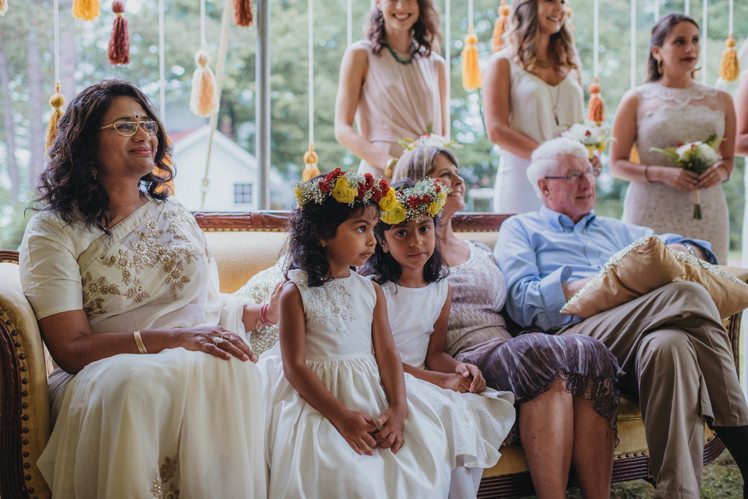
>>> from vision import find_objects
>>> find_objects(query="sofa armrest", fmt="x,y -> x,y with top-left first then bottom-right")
0,252 -> 51,499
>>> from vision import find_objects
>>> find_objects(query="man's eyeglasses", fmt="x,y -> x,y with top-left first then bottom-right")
100,120 -> 159,137
544,167 -> 602,184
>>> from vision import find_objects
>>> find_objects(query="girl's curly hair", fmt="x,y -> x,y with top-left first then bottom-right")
287,187 -> 380,288
365,0 -> 442,57
359,180 -> 448,285
34,79 -> 173,233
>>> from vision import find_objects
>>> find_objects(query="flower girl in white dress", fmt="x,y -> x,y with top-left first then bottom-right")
258,170 -> 454,498
360,179 -> 516,498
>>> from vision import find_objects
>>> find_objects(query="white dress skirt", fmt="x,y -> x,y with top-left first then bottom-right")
258,269 -> 453,498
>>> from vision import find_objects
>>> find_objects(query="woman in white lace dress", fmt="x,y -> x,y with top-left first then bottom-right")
483,0 -> 585,214
610,13 -> 735,263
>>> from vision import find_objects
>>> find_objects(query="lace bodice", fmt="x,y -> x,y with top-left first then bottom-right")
635,82 -> 725,167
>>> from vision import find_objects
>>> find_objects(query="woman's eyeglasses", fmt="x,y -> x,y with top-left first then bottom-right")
544,167 -> 602,184
100,120 -> 159,137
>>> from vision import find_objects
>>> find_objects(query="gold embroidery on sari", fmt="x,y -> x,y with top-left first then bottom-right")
151,455 -> 180,498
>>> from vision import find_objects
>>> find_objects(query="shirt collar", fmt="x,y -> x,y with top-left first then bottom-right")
539,206 -> 597,230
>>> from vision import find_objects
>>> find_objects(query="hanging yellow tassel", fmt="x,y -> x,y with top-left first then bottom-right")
302,144 -> 320,181
189,49 -> 219,117
72,0 -> 99,21
492,0 -> 511,53
462,26 -> 482,91
45,83 -> 65,151
587,77 -> 605,125
0,0 -> 8,17
719,33 -> 740,82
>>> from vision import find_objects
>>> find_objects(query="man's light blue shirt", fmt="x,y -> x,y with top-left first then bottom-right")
495,206 -> 717,332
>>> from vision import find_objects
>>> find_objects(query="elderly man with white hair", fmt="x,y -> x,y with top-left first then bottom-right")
495,137 -> 748,498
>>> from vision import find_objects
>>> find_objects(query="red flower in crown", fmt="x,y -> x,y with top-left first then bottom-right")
371,189 -> 383,203
364,174 -> 375,190
325,168 -> 343,181
318,180 -> 331,193
407,196 -> 419,209
422,194 -> 431,204
356,184 -> 366,199
379,179 -> 389,191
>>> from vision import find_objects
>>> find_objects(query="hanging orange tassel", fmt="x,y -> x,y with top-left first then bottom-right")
233,0 -> 253,27
492,0 -> 511,52
565,4 -> 574,33
190,49 -> 219,117
719,33 -> 740,82
0,0 -> 8,17
587,77 -> 605,124
107,1 -> 130,65
72,0 -> 99,21
46,83 -> 65,152
302,144 -> 320,181
462,26 -> 482,91
630,145 -> 640,163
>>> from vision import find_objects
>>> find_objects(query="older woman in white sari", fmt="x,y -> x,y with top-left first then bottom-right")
20,80 -> 270,498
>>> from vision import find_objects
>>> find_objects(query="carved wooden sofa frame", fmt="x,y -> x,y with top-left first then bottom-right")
0,211 -> 741,498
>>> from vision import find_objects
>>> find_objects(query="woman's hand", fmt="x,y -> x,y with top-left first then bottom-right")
331,409 -> 378,456
174,326 -> 255,362
650,166 -> 699,192
456,363 -> 486,393
374,405 -> 406,453
697,163 -> 729,190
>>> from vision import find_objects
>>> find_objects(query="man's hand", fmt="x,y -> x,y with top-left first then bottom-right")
562,277 -> 593,301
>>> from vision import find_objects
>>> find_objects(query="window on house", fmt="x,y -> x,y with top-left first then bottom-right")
234,183 -> 253,205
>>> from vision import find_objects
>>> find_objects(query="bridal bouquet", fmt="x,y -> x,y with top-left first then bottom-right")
561,121 -> 610,159
650,133 -> 724,219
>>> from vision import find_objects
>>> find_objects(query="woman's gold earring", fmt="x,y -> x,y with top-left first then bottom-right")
658,59 -> 663,74
92,168 -> 98,180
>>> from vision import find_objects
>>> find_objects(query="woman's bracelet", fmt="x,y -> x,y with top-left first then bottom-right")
643,165 -> 652,183
260,303 -> 277,325
133,330 -> 149,354
716,163 -> 731,182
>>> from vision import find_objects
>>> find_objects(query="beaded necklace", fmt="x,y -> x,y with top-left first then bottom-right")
384,43 -> 414,65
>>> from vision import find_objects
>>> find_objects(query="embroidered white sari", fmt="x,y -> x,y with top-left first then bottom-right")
20,197 -> 267,499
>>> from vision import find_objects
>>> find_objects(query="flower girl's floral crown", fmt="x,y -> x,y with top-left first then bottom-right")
379,178 -> 449,225
294,168 -> 393,209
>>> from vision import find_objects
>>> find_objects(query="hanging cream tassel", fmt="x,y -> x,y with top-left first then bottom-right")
107,1 -> 130,65
719,34 -> 740,82
72,0 -> 99,21
46,83 -> 65,151
190,49 -> 219,117
233,0 -> 253,27
302,143 -> 320,181
492,0 -> 511,52
462,26 -> 482,91
0,0 -> 8,17
587,77 -> 605,124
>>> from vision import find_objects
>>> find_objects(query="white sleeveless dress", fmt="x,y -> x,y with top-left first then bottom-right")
354,40 -> 444,175
257,269 -> 452,498
623,81 -> 729,263
490,51 -> 585,214
382,279 -> 516,467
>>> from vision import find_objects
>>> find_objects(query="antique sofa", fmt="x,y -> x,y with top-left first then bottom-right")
0,211 -> 742,499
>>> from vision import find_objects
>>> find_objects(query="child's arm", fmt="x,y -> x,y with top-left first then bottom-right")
279,281 -> 378,456
424,286 -> 487,394
370,282 -> 407,453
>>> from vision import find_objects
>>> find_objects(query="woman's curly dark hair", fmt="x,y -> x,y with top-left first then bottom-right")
34,79 -> 173,233
365,0 -> 441,57
287,188 -> 380,288
359,180 -> 448,286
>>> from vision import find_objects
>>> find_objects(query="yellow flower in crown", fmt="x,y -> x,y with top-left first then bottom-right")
294,187 -> 304,205
381,202 -> 408,224
331,176 -> 358,204
378,187 -> 397,212
380,178 -> 450,224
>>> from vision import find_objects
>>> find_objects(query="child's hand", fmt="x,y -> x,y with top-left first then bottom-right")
332,410 -> 378,456
374,406 -> 406,453
455,362 -> 487,393
441,372 -> 473,393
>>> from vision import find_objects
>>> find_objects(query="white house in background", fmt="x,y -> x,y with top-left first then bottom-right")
170,125 -> 293,211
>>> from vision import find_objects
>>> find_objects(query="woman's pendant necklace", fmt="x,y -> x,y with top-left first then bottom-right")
546,83 -> 561,126
384,43 -> 414,65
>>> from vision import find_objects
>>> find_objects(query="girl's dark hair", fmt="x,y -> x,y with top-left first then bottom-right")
287,184 -> 379,287
365,0 -> 442,57
35,79 -> 173,233
360,180 -> 448,285
646,12 -> 699,82
508,0 -> 578,73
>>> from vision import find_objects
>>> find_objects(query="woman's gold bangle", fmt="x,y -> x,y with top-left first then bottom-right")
133,330 -> 149,354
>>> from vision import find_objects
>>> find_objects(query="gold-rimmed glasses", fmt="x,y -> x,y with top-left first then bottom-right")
100,120 -> 159,137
